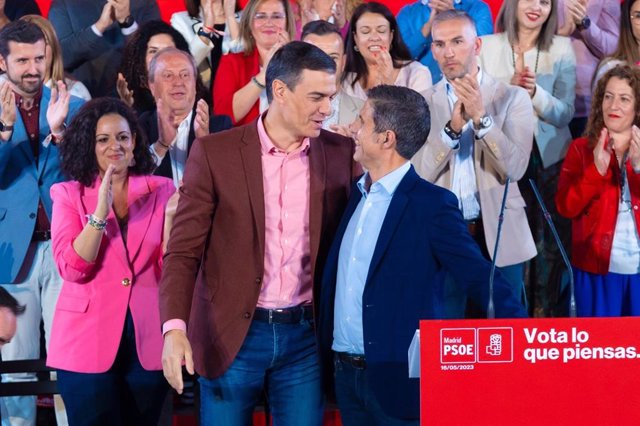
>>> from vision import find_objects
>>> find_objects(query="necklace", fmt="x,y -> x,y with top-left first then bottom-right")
511,44 -> 540,74
615,151 -> 632,211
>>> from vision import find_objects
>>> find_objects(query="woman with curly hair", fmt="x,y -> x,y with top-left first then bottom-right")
118,20 -> 210,114
47,98 -> 177,424
557,65 -> 640,317
341,2 -> 431,101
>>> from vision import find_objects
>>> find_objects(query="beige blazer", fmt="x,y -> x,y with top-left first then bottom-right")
412,73 -> 537,267
337,92 -> 364,126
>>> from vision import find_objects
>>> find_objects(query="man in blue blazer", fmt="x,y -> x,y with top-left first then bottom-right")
318,85 -> 527,425
0,20 -> 84,425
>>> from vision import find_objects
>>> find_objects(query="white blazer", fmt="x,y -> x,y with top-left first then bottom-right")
479,33 -> 576,169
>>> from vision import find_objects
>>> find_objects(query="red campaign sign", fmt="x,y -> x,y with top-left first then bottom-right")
420,317 -> 640,425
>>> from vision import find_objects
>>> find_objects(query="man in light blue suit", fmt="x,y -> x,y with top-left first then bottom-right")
318,85 -> 526,425
0,20 -> 84,426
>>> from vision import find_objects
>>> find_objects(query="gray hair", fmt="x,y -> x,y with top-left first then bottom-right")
431,9 -> 478,38
367,85 -> 430,160
148,47 -> 198,83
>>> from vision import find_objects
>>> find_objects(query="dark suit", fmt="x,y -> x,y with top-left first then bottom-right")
159,119 -> 354,379
49,0 -> 160,97
138,109 -> 232,180
318,166 -> 527,420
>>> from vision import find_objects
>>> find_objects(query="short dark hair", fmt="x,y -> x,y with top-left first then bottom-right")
0,20 -> 45,58
367,85 -> 430,159
60,98 -> 156,187
301,20 -> 342,40
265,41 -> 336,102
0,287 -> 25,317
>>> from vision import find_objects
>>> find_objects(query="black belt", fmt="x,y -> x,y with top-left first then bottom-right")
335,352 -> 366,369
466,217 -> 483,237
253,305 -> 313,324
32,230 -> 51,241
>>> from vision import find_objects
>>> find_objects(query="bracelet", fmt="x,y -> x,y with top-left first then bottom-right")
251,76 -> 266,90
86,214 -> 107,231
444,120 -> 462,140
202,24 -> 215,33
50,124 -> 66,145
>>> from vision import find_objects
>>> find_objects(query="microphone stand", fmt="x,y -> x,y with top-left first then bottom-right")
487,179 -> 509,319
528,179 -> 577,318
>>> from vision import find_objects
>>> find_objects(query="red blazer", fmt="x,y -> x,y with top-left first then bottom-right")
213,49 -> 260,126
159,120 -> 355,379
556,137 -> 640,274
47,175 -> 175,373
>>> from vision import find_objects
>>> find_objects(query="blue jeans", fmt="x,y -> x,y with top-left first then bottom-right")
56,310 -> 168,426
334,355 -> 418,426
199,318 -> 323,426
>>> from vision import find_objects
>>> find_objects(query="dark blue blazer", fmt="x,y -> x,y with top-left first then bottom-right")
318,166 -> 527,420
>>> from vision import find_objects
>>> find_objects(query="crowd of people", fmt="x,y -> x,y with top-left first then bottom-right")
0,0 -> 638,425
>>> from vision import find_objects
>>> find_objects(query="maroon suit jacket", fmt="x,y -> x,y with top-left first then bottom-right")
159,118 -> 355,378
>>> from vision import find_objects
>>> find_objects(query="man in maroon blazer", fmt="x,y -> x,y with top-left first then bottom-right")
159,41 -> 355,424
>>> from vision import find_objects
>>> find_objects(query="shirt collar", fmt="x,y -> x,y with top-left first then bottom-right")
357,161 -> 411,197
257,111 -> 311,155
15,86 -> 43,110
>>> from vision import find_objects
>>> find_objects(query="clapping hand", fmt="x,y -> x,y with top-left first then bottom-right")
47,80 -> 70,136
593,128 -> 612,176
193,99 -> 210,139
117,73 -> 134,107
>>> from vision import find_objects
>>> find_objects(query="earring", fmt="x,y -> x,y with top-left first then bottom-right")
354,45 -> 359,52
129,157 -> 136,168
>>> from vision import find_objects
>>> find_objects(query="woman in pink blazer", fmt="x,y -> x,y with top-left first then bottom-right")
48,98 -> 176,426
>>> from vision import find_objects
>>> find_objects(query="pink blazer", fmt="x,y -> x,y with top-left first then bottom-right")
47,174 -> 175,373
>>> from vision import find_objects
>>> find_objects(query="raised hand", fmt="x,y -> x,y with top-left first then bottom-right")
371,47 -> 394,86
450,100 -> 466,134
95,164 -> 115,220
451,75 -> 486,125
116,73 -> 134,107
333,0 -> 346,28
329,124 -> 350,137
0,81 -> 16,129
193,99 -> 210,139
110,0 -> 131,24
95,1 -> 115,33
630,125 -> 640,172
46,80 -> 70,136
156,98 -> 178,148
593,127 -> 612,176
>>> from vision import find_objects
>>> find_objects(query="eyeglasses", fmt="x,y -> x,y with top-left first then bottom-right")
254,12 -> 286,23
631,12 -> 640,23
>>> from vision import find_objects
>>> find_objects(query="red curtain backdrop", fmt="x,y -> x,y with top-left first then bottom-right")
37,0 -> 505,22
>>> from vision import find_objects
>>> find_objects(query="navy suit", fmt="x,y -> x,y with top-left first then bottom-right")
318,166 -> 527,420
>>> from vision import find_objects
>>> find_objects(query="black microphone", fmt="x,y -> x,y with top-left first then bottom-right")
528,179 -> 577,318
487,178 -> 510,319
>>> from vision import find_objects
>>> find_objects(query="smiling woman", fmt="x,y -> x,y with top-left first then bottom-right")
478,0 -> 576,316
48,98 -> 177,425
340,1 -> 432,101
212,0 -> 295,125
556,65 -> 640,318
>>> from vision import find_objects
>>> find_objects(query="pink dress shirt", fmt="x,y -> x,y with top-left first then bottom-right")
163,114 -> 312,333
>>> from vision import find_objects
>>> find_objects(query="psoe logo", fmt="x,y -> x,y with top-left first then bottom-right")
441,328 -> 476,364
477,327 -> 513,363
